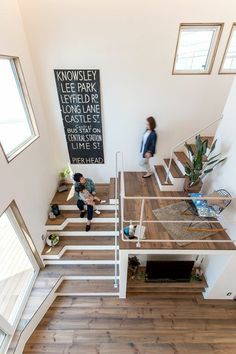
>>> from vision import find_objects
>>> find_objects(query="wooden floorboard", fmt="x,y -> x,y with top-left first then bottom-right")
60,250 -> 116,260
120,172 -> 236,250
57,279 -> 119,294
24,293 -> 236,353
46,210 -> 115,226
42,236 -> 115,256
63,222 -> 115,232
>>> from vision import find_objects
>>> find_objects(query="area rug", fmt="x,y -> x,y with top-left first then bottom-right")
153,201 -> 217,246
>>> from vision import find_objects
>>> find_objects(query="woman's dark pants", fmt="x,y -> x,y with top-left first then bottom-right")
77,200 -> 93,221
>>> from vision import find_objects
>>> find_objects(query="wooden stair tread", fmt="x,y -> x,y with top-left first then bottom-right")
46,210 -> 115,226
201,136 -> 214,146
174,151 -> 191,167
109,178 -> 116,200
62,222 -> 115,232
51,183 -> 110,206
154,165 -> 173,185
42,264 -> 117,276
60,249 -> 116,260
57,279 -> 119,293
42,236 -> 115,256
164,159 -> 184,178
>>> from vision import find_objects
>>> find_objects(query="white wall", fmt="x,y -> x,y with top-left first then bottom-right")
0,0 -> 56,253
200,77 -> 236,299
203,77 -> 236,241
18,0 -> 235,182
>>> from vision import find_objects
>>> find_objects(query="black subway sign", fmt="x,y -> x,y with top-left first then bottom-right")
54,69 -> 104,164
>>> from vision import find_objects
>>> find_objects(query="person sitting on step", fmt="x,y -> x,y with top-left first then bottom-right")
78,184 -> 105,216
73,173 -> 105,232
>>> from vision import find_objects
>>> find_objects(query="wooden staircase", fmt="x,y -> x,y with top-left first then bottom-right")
154,135 -> 214,191
41,179 -> 119,296
128,268 -> 208,299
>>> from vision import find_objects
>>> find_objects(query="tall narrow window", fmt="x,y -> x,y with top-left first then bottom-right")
173,24 -> 223,74
0,329 -> 6,348
219,24 -> 236,74
0,203 -> 39,352
0,56 -> 39,162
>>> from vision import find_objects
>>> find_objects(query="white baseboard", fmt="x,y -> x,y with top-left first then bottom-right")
44,260 -> 120,265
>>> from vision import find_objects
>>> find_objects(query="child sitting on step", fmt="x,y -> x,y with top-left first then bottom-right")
78,185 -> 106,215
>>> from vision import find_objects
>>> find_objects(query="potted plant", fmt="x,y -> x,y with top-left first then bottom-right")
46,233 -> 59,247
59,167 -> 72,185
184,135 -> 226,193
128,256 -> 140,279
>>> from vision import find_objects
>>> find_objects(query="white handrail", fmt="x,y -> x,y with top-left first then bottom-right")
114,151 -> 120,288
165,115 -> 223,183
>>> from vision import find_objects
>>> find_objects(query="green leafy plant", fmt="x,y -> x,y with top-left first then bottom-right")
48,233 -> 59,247
185,135 -> 226,187
128,256 -> 141,279
59,167 -> 70,179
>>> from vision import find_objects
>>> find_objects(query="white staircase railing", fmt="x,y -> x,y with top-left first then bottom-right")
165,116 -> 223,184
116,152 -> 236,249
114,151 -> 123,288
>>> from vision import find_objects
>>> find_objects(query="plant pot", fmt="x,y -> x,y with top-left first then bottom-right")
184,177 -> 202,194
59,176 -> 72,185
46,234 -> 59,247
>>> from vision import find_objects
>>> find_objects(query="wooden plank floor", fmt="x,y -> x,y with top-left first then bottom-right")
120,172 -> 236,250
57,279 -> 119,294
42,236 -> 115,256
8,264 -> 116,353
24,293 -> 236,353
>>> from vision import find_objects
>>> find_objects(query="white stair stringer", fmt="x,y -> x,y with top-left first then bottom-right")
162,161 -> 185,192
173,153 -> 186,176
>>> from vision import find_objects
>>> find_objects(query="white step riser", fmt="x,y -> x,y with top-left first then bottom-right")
56,292 -> 119,297
59,204 -> 118,211
46,217 -> 118,231
42,245 -> 119,260
53,231 -> 119,236
44,260 -> 120,265
109,199 -> 119,205
173,153 -> 186,176
162,162 -> 185,191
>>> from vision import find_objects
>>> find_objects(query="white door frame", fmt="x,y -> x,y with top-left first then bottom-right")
0,206 -> 40,353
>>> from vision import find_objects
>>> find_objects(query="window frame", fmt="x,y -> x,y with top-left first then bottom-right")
172,23 -> 224,75
0,201 -> 40,353
0,55 -> 39,163
219,23 -> 236,74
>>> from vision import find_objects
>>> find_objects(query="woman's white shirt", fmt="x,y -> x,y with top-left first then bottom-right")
141,130 -> 151,155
